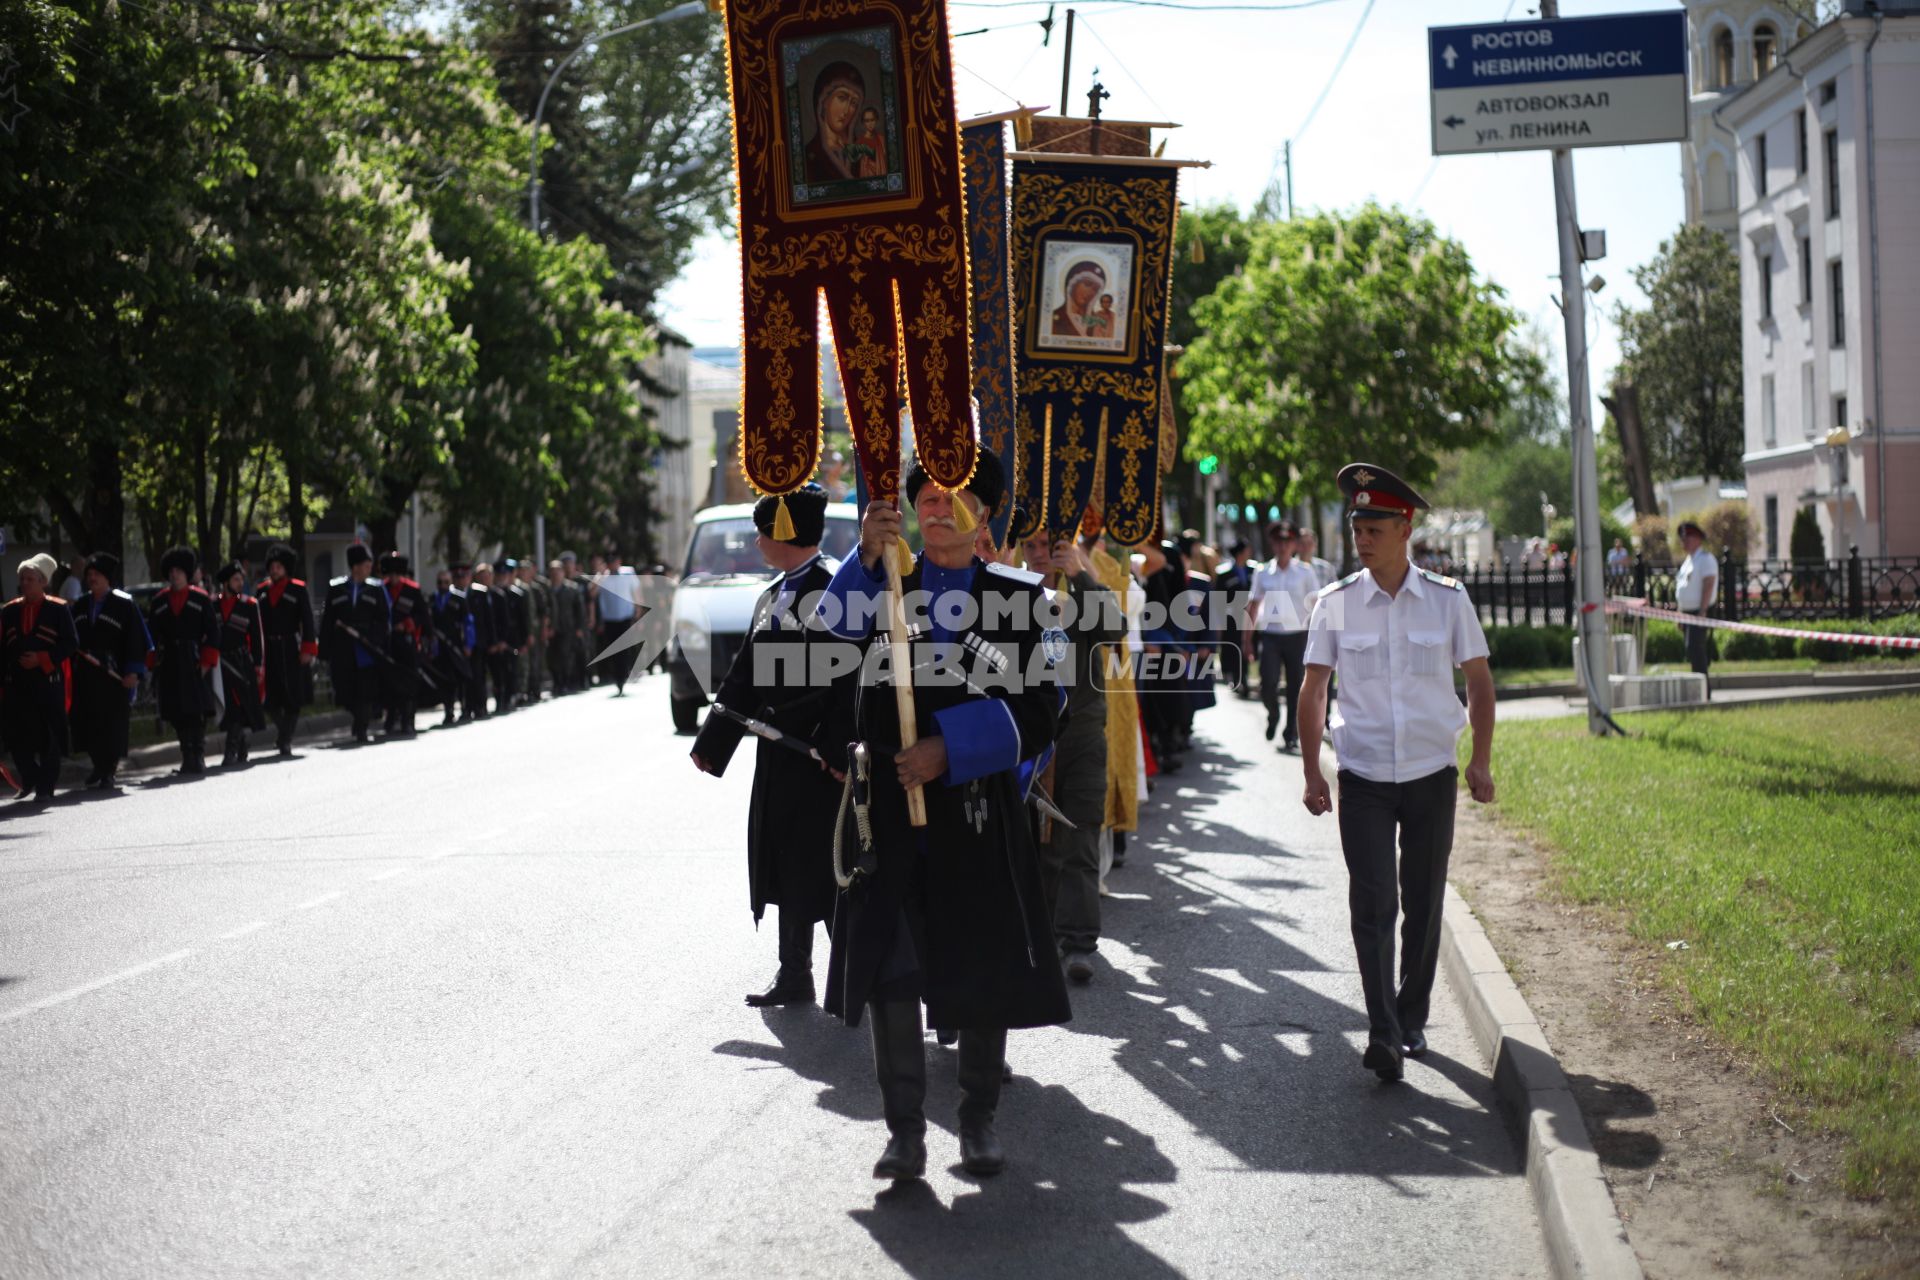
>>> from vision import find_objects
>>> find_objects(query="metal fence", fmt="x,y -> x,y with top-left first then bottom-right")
1441,548 -> 1920,628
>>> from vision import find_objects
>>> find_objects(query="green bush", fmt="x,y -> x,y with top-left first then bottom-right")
1721,628 -> 1775,660
1548,512 -> 1631,560
1485,625 -> 1547,669
1788,505 -> 1825,563
1643,619 -> 1689,663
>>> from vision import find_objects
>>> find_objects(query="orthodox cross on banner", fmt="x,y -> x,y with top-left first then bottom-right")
1086,81 -> 1110,121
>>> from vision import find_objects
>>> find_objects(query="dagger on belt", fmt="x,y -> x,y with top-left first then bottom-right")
711,704 -> 828,767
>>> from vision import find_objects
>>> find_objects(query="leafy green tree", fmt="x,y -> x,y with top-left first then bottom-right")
1613,224 -> 1744,483
1180,204 -> 1534,519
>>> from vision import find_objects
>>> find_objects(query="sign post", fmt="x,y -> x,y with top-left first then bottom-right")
1427,6 -> 1686,735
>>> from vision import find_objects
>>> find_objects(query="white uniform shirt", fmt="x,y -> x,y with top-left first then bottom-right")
1674,547 -> 1718,612
1303,565 -> 1490,784
1247,558 -> 1319,633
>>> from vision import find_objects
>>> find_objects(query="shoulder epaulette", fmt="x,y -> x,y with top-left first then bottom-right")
1317,572 -> 1363,597
330,575 -> 350,587
112,588 -> 133,601
983,561 -> 1045,587
1417,567 -> 1464,591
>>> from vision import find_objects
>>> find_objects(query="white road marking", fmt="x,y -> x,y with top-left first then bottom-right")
294,890 -> 344,911
0,949 -> 197,1025
368,866 -> 410,882
217,921 -> 269,941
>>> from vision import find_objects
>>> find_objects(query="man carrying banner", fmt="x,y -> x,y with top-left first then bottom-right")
817,451 -> 1069,1181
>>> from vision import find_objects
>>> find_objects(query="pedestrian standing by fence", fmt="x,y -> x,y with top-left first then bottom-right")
1674,519 -> 1718,696
3,554 -> 78,803
1298,463 -> 1496,1084
69,553 -> 151,790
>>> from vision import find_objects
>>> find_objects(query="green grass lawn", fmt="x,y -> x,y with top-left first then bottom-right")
1482,696 -> 1920,1205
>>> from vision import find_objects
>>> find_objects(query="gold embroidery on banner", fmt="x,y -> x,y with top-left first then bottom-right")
844,295 -> 893,447
747,290 -> 813,492
1052,410 -> 1094,532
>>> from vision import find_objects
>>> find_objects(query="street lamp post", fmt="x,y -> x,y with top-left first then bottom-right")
524,0 -> 708,566
527,0 -> 708,234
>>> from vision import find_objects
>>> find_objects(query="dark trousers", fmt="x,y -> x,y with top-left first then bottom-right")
4,710 -> 61,794
775,905 -> 818,983
272,708 -> 299,751
170,715 -> 206,769
489,652 -> 517,714
1685,611 -> 1713,690
82,698 -> 131,780
1259,631 -> 1309,743
1336,766 -> 1457,1050
597,623 -> 638,690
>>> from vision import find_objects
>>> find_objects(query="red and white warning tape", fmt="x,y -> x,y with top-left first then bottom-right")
1605,598 -> 1920,650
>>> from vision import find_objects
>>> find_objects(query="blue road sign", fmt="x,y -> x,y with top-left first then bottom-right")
1429,10 -> 1687,155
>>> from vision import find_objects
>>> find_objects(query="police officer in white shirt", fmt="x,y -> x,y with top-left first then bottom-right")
1672,519 -> 1718,693
1298,463 -> 1497,1082
1246,521 -> 1319,751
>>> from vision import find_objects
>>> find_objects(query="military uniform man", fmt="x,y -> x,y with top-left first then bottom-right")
379,552 -> 433,738
519,560 -> 549,704
256,544 -> 318,757
691,485 -> 852,1008
146,545 -> 220,776
454,561 -> 494,721
546,560 -> 585,695
212,562 -> 267,767
817,451 -> 1070,1181
69,553 -> 152,790
428,568 -> 472,727
3,554 -> 80,803
1298,464 -> 1496,1082
319,544 -> 390,744
483,559 -> 526,715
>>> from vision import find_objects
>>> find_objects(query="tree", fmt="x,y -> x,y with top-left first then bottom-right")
1180,204 -> 1534,517
1161,202 -> 1253,528
1428,324 -> 1566,546
1613,224 -> 1744,483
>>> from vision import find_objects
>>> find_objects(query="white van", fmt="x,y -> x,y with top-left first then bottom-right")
666,501 -> 861,732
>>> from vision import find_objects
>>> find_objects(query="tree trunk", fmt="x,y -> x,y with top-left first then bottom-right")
1602,380 -> 1659,518
192,419 -> 212,573
83,435 -> 125,562
288,451 -> 308,578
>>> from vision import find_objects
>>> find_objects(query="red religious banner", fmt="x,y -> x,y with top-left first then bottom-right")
721,0 -> 976,508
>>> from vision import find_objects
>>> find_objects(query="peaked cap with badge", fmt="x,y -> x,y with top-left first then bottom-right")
1337,463 -> 1430,522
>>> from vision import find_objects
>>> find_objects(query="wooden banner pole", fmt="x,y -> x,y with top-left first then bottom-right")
884,537 -> 928,827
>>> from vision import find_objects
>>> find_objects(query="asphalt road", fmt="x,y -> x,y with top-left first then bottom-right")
1,677 -> 1547,1278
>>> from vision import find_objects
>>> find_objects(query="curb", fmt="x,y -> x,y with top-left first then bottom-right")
1442,883 -> 1644,1280
57,709 -> 355,783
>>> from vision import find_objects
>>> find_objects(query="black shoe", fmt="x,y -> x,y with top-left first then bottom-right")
1064,952 -> 1094,984
89,773 -> 114,791
960,1121 -> 1005,1176
745,974 -> 816,1007
873,1133 -> 927,1181
1402,1030 -> 1428,1059
83,771 -> 103,788
1363,1042 -> 1404,1082
936,1028 -> 958,1047
1264,715 -> 1277,742
279,744 -> 294,759
1279,738 -> 1299,754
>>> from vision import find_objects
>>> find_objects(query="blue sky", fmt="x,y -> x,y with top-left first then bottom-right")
660,0 -> 1692,417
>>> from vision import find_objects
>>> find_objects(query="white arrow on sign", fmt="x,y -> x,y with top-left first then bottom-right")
1442,44 -> 1458,69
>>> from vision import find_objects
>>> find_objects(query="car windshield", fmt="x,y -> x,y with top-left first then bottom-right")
682,513 -> 859,580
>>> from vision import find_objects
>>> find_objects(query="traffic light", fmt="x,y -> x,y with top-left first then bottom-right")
1198,454 -> 1219,476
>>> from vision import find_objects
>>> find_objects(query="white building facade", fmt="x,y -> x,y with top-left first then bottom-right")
1721,2 -> 1920,561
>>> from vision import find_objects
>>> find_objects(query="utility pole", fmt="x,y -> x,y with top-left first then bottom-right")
1059,9 -> 1076,116
1539,0 -> 1613,735
1283,140 -> 1293,218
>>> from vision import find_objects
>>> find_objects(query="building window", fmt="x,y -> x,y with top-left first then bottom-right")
1835,395 -> 1849,435
1761,373 -> 1777,447
1830,260 -> 1845,346
1714,28 -> 1736,88
1799,234 -> 1813,304
1754,24 -> 1777,78
1765,496 -> 1779,560
1820,79 -> 1837,105
1756,133 -> 1769,196
1797,111 -> 1809,176
1802,364 -> 1816,439
1824,128 -> 1840,218
1760,252 -> 1774,320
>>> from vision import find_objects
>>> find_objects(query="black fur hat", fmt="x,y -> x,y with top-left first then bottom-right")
752,483 -> 829,546
159,545 -> 197,579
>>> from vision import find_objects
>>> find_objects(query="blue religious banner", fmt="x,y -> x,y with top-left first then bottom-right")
961,115 -> 1018,548
1010,154 -> 1181,546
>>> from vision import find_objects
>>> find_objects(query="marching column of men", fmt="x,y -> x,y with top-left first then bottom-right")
3,541 -> 614,800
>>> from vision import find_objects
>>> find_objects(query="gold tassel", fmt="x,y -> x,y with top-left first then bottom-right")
949,489 -> 977,533
1190,235 -> 1205,264
772,495 -> 796,541
894,537 -> 915,576
1013,109 -> 1033,148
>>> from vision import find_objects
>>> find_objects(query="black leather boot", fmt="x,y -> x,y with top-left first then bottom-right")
868,1000 -> 928,1180
746,911 -> 817,1006
956,1027 -> 1008,1176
